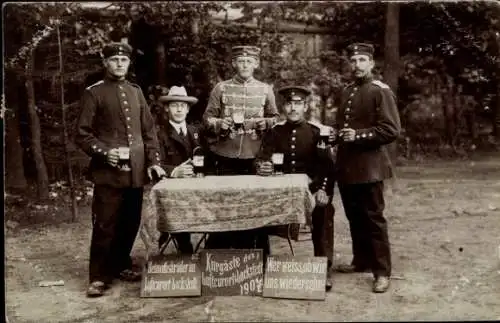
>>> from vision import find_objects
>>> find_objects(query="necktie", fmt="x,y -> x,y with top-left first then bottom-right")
179,128 -> 185,137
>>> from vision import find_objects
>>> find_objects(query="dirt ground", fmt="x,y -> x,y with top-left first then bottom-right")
5,155 -> 500,322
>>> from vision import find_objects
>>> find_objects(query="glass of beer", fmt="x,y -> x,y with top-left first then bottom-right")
318,127 -> 330,149
192,147 -> 205,178
232,108 -> 245,135
117,146 -> 131,171
271,153 -> 284,175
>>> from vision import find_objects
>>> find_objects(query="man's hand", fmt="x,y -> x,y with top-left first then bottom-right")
256,119 -> 267,131
257,161 -> 273,176
170,159 -> 194,178
339,128 -> 356,142
221,117 -> 233,130
147,165 -> 167,181
315,189 -> 329,206
106,148 -> 120,167
328,127 -> 337,144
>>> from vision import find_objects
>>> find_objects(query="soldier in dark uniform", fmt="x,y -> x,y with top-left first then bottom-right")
334,43 -> 401,293
156,86 -> 205,254
76,42 -> 166,297
203,45 -> 280,253
256,86 -> 336,291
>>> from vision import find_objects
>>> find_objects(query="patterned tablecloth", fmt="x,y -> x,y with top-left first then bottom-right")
140,174 -> 315,252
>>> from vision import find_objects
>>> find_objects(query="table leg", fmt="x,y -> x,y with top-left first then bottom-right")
194,233 -> 208,253
287,224 -> 295,256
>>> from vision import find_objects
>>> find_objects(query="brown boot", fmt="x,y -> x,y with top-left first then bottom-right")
325,269 -> 333,292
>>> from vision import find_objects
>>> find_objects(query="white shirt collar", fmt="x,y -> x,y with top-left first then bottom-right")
169,120 -> 187,135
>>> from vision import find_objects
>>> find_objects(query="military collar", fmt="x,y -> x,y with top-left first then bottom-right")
285,119 -> 306,129
233,75 -> 255,84
104,74 -> 128,84
354,75 -> 374,86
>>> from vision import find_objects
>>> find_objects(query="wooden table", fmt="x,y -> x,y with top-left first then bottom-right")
140,174 -> 315,256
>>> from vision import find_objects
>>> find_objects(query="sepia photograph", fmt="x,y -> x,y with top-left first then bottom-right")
3,1 -> 500,322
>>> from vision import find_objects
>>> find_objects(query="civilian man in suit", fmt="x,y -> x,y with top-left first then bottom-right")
76,42 -> 166,297
256,86 -> 336,291
334,42 -> 401,293
156,86 -> 204,254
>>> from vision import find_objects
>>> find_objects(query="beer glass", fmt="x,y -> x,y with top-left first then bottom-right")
318,127 -> 330,149
232,108 -> 245,135
192,147 -> 205,178
271,153 -> 284,175
117,146 -> 131,171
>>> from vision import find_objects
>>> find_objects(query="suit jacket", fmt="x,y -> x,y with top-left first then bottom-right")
157,122 -> 204,177
256,120 -> 335,196
335,77 -> 401,184
75,77 -> 161,188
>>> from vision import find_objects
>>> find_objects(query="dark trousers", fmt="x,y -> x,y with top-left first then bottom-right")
338,181 -> 391,277
204,154 -> 270,258
89,185 -> 143,283
311,203 -> 335,269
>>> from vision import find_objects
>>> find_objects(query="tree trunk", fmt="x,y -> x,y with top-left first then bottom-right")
5,104 -> 28,191
57,23 -> 78,221
383,2 -> 400,193
155,42 -> 166,86
25,50 -> 49,200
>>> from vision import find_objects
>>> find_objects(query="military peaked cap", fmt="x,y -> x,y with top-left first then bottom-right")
232,45 -> 261,59
278,86 -> 311,102
102,42 -> 133,59
347,43 -> 375,58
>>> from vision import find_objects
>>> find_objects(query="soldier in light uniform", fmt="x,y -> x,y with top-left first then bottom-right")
203,45 -> 279,254
76,42 -> 166,297
334,43 -> 401,293
256,86 -> 336,291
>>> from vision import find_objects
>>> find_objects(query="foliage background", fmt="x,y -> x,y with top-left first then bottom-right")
3,1 -> 500,192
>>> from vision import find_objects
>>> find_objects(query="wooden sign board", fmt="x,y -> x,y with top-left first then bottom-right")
200,249 -> 264,296
140,254 -> 201,298
262,255 -> 327,300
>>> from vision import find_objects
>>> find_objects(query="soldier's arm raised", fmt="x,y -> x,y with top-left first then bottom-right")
75,90 -> 110,161
352,84 -> 401,148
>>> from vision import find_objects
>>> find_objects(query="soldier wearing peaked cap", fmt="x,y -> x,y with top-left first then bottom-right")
334,42 -> 401,293
76,41 -> 166,297
256,85 -> 336,291
203,45 -> 279,254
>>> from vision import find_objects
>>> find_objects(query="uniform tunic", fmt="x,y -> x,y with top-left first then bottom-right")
203,75 -> 279,159
335,78 -> 400,184
76,78 -> 161,187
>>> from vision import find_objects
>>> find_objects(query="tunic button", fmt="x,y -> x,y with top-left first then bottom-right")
291,160 -> 295,164
362,133 -> 367,138
291,152 -> 295,156
356,135 -> 360,139
345,115 -> 349,120
119,86 -> 123,89
127,125 -> 131,128
291,145 -> 295,149
353,87 -> 358,91
92,145 -> 97,149
97,148 -> 102,152
344,123 -> 349,127
127,117 -> 131,121
121,93 -> 126,97
125,109 -> 129,112
349,92 -> 354,97
124,101 -> 128,105
346,108 -> 350,112
347,100 -> 352,105
291,137 -> 296,141
292,129 -> 296,133
368,132 -> 374,137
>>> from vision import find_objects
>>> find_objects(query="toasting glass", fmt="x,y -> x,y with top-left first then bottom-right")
192,146 -> 205,178
271,153 -> 284,175
117,146 -> 131,171
232,108 -> 245,135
